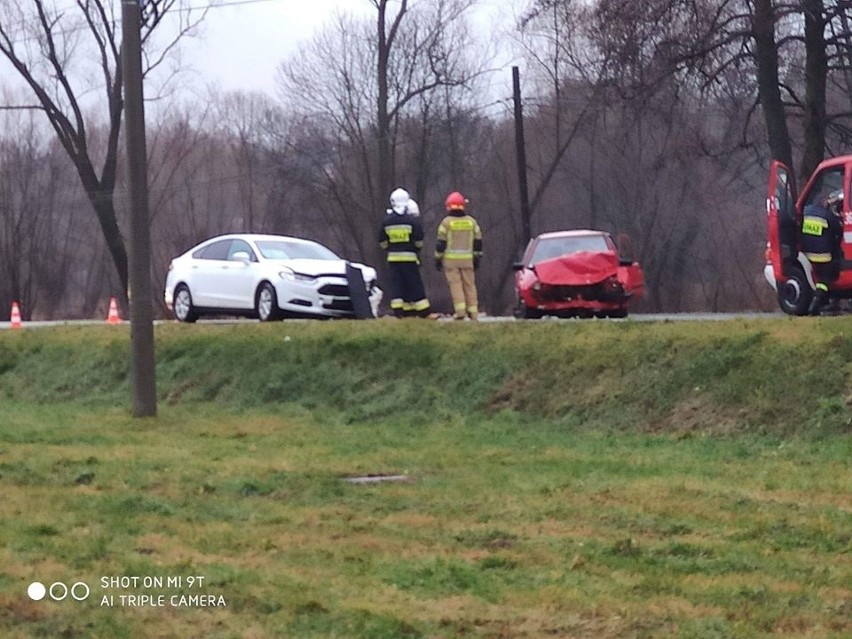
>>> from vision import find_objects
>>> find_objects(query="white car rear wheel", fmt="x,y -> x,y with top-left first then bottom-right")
173,285 -> 198,323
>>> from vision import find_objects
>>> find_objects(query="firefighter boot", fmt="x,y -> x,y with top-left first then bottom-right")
808,285 -> 829,316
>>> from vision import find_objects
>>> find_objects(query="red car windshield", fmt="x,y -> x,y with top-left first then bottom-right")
529,235 -> 610,265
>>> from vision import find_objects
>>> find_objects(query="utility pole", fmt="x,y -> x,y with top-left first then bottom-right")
122,0 -> 157,417
513,66 -> 531,245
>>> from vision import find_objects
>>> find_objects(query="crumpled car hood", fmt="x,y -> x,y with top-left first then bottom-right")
534,251 -> 619,286
267,258 -> 377,281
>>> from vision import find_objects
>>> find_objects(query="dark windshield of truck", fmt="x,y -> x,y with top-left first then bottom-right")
803,168 -> 844,208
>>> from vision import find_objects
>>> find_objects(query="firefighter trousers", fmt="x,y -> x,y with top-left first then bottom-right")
387,261 -> 431,317
444,265 -> 478,319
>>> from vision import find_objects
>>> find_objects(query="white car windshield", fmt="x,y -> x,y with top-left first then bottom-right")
530,235 -> 609,265
255,240 -> 339,261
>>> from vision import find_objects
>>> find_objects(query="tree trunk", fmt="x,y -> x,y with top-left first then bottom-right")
752,0 -> 793,169
801,0 -> 827,180
89,196 -> 129,304
73,151 -> 128,304
376,1 -> 392,199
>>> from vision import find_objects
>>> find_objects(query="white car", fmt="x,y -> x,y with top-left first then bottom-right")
164,234 -> 382,322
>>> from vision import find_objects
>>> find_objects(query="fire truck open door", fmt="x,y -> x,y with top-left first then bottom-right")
767,160 -> 798,279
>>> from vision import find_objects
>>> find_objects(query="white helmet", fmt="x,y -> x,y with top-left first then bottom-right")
389,188 -> 410,214
406,199 -> 420,216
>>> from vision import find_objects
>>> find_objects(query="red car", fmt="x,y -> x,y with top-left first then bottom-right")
513,230 -> 645,319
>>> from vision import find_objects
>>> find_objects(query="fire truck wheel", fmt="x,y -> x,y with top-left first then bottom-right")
777,268 -> 813,316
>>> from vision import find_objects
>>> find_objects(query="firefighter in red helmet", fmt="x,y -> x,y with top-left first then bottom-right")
435,191 -> 483,320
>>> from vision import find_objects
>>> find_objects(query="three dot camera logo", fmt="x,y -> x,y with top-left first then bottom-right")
28,581 -> 91,602
27,575 -> 227,608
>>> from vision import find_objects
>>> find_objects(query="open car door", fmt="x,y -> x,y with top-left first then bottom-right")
766,159 -> 798,279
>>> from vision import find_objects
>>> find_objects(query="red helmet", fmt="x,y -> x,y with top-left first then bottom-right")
445,191 -> 466,211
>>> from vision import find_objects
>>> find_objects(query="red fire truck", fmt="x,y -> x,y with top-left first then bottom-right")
765,157 -> 852,314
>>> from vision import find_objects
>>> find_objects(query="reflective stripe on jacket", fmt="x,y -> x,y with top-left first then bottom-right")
800,203 -> 842,265
435,213 -> 482,267
379,213 -> 424,264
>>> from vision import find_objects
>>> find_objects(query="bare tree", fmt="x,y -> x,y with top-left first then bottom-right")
372,0 -> 479,192
276,1 -> 485,268
586,0 -> 852,182
506,0 -> 771,312
212,90 -> 281,233
0,0 -> 206,304
515,1 -> 608,231
0,107 -> 87,319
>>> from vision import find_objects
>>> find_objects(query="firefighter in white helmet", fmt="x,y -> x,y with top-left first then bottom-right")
435,191 -> 483,320
378,188 -> 432,317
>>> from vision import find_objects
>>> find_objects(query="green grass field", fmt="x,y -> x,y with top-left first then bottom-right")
0,319 -> 849,638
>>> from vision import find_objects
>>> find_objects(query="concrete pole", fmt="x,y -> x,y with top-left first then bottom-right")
513,66 -> 531,245
122,0 -> 157,417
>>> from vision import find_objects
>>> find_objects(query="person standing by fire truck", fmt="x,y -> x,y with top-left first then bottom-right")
801,190 -> 844,315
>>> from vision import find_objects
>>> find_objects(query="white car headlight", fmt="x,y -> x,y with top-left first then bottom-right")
278,267 -> 316,282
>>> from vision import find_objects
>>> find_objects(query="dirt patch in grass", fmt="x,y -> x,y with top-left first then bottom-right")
652,394 -> 752,435
0,594 -> 45,625
489,375 -> 755,436
486,374 -> 540,414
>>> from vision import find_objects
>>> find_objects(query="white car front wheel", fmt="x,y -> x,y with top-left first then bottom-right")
256,282 -> 282,321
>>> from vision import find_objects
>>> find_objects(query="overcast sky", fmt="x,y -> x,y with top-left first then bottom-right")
178,0 -> 516,98
180,0 -> 373,96
0,0 -> 519,114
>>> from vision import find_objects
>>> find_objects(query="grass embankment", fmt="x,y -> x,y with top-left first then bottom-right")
0,319 -> 849,638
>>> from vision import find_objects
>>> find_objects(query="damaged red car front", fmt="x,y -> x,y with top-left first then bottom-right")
513,230 -> 644,319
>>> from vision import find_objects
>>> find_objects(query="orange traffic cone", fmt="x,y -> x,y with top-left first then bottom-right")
106,297 -> 122,325
10,301 -> 22,329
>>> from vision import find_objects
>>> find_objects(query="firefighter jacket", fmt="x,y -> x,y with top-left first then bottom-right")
379,212 -> 424,264
801,203 -> 843,264
435,211 -> 483,269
